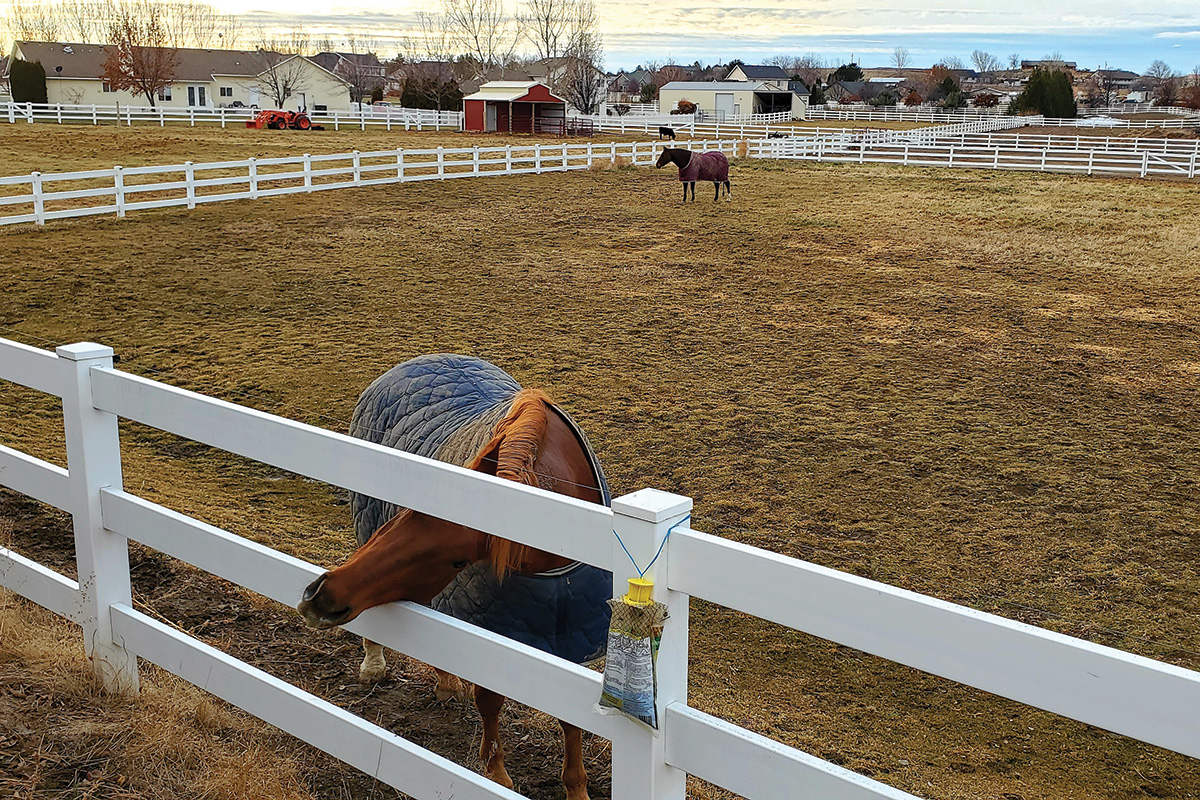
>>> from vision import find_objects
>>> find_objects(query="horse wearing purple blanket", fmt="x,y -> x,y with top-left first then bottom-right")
656,147 -> 731,202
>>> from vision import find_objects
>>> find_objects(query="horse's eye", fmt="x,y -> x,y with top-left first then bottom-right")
452,560 -> 469,569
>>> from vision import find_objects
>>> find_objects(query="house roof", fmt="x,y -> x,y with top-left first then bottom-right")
12,41 -> 349,85
461,80 -> 565,103
729,64 -> 789,80
660,80 -> 796,93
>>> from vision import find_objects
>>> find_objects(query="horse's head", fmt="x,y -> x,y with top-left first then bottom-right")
655,148 -> 675,169
297,390 -> 556,630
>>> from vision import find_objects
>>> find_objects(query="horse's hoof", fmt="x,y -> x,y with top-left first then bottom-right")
486,766 -> 515,790
358,663 -> 387,685
434,674 -> 468,702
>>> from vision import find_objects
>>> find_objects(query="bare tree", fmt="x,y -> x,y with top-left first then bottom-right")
519,0 -> 572,62
102,0 -> 179,107
1145,59 -> 1174,84
58,0 -> 115,44
340,34 -> 384,104
1092,64 -> 1118,107
401,11 -> 458,111
891,46 -> 910,69
254,27 -> 311,109
4,0 -> 63,41
792,53 -> 825,87
1008,53 -> 1020,69
971,50 -> 1001,81
559,0 -> 602,113
160,0 -> 240,49
939,55 -> 966,71
442,0 -> 520,78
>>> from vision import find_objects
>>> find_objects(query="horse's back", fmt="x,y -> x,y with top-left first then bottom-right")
349,354 -> 519,544
699,150 -> 729,182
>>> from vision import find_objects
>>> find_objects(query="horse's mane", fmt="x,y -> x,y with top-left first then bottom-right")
467,388 -> 551,577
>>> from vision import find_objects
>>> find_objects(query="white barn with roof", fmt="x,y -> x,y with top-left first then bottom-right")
657,81 -> 809,120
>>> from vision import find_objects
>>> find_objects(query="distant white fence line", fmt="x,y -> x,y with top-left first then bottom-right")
761,135 -> 1200,179
1,101 -> 462,130
3,336 -> 1200,799
806,105 -> 1200,128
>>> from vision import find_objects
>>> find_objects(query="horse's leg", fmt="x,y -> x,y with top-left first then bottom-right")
359,638 -> 387,684
561,719 -> 590,800
713,181 -> 719,201
725,179 -> 732,199
433,667 -> 467,702
475,685 -> 514,789
681,183 -> 687,203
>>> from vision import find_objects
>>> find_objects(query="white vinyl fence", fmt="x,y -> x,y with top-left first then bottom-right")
0,138 -> 740,227
3,337 -> 1200,799
1,101 -> 463,130
760,135 -> 1200,179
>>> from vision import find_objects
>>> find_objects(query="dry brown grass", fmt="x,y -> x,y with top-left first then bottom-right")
2,126 -> 1200,799
0,588 -> 315,800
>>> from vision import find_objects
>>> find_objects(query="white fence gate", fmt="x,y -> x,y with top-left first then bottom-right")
2,335 -> 1199,799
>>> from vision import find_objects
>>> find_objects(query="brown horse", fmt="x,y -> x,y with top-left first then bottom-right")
298,360 -> 608,800
656,146 -> 731,202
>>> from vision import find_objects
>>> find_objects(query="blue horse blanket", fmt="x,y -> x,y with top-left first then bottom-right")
349,354 -> 612,665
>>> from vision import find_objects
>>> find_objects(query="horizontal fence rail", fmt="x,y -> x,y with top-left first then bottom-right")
1,101 -> 462,130
3,335 -> 1200,799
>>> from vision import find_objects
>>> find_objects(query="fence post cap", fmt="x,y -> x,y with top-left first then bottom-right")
56,342 -> 114,361
612,488 -> 692,522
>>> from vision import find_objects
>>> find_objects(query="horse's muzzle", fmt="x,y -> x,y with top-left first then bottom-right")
297,573 -> 354,629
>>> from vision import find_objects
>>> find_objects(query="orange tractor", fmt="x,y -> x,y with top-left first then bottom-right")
245,110 -> 323,130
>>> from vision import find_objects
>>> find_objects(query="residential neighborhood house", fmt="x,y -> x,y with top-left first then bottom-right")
658,79 -> 809,119
5,41 -> 352,111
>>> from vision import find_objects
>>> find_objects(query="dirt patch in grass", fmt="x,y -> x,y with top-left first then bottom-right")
1,130 -> 1200,799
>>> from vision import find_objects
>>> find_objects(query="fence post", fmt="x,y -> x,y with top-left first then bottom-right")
562,143 -> 569,171
1189,151 -> 1197,180
189,108 -> 195,127
1141,151 -> 1149,178
159,106 -> 164,127
27,102 -> 34,124
304,153 -> 313,192
185,162 -> 195,209
473,146 -> 480,176
352,150 -> 362,185
506,145 -> 513,175
397,149 -> 405,180
587,142 -> 594,168
248,157 -> 259,199
113,166 -> 125,218
57,342 -> 139,696
609,489 -> 691,800
535,144 -> 543,174
438,146 -> 445,179
92,104 -> 98,125
57,104 -> 63,124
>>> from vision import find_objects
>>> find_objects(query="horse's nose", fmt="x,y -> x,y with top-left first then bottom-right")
301,574 -> 328,603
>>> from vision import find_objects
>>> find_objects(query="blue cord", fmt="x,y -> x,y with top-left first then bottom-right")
612,514 -> 692,578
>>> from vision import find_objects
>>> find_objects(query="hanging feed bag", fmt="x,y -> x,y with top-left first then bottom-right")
595,577 -> 669,730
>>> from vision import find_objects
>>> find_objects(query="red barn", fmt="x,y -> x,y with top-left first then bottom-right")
462,81 -> 568,134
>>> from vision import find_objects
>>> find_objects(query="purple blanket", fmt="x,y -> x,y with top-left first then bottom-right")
678,150 -> 729,183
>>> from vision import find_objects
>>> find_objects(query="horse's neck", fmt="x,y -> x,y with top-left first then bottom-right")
515,407 -> 601,575
676,150 -> 693,169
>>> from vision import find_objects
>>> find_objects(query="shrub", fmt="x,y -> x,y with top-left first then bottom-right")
1181,86 -> 1200,110
974,93 -> 1001,108
903,92 -> 923,106
10,59 -> 48,105
612,103 -> 631,116
838,93 -> 862,105
673,99 -> 697,115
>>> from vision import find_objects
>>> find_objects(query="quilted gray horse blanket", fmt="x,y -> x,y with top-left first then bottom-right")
349,353 -> 612,665
677,150 -> 730,183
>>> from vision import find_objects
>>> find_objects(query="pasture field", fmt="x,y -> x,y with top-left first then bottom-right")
2,126 -> 1200,800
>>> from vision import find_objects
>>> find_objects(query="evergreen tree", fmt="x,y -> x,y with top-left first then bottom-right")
10,60 -> 48,105
1008,68 -> 1077,117
829,62 -> 864,83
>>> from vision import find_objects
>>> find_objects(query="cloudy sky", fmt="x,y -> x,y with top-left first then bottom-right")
5,0 -> 1198,72
217,0 -> 1200,72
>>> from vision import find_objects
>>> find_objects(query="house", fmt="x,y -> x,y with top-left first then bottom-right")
311,51 -> 386,100
0,56 -> 9,98
1021,59 -> 1077,70
657,80 -> 808,119
461,80 -> 566,133
1095,69 -> 1140,91
606,68 -> 653,102
6,41 -> 351,111
724,64 -> 789,82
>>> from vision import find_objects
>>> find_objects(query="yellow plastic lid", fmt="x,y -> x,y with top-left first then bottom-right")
625,577 -> 655,606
